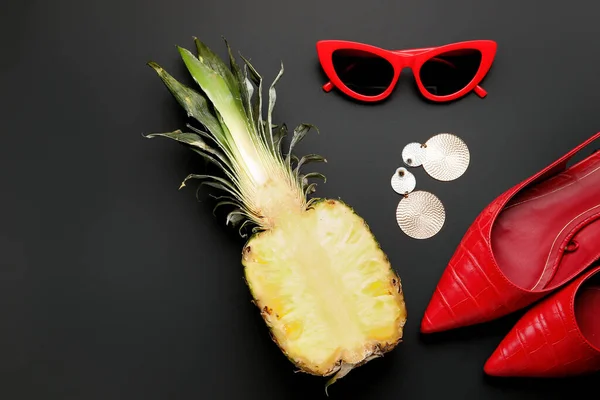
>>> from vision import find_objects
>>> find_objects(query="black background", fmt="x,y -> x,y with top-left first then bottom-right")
2,1 -> 600,399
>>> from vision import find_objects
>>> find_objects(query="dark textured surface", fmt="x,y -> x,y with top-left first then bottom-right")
2,0 -> 600,398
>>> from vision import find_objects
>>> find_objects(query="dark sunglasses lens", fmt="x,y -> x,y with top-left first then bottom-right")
419,49 -> 482,96
332,49 -> 395,96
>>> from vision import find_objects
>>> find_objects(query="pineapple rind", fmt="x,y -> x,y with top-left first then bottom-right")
242,199 -> 407,379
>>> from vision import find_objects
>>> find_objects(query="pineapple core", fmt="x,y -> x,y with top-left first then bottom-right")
243,199 -> 406,376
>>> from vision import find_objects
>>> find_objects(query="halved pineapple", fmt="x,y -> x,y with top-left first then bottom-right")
145,37 -> 407,388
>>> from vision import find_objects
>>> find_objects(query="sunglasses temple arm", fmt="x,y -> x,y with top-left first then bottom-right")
323,81 -> 334,92
474,85 -> 487,98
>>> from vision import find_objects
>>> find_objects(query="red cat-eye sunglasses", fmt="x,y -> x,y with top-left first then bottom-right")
316,39 -> 497,103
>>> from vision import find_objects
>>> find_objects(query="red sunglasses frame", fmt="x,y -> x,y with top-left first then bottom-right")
316,39 -> 497,103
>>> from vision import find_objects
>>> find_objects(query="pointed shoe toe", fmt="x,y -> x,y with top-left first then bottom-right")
483,347 -> 515,377
422,132 -> 600,333
420,286 -> 468,333
485,265 -> 600,378
483,323 -> 547,377
421,244 -> 530,333
421,242 -> 544,333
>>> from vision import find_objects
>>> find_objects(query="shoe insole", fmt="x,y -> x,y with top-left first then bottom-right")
575,284 -> 600,349
491,152 -> 600,290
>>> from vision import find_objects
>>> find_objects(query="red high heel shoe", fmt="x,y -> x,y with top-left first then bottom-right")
421,132 -> 600,333
484,265 -> 600,377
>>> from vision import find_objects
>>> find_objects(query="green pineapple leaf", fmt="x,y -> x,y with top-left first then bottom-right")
223,38 -> 254,126
294,154 -> 327,176
240,56 -> 265,141
146,62 -> 227,147
287,123 -> 317,165
194,37 -> 241,103
266,62 -> 285,151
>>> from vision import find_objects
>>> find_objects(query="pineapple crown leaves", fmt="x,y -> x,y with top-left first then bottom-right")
144,37 -> 327,237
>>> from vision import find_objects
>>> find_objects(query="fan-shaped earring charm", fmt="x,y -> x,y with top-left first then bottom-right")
395,191 -> 446,240
422,133 -> 470,182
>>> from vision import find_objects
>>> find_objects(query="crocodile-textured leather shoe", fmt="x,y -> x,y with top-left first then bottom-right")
421,131 -> 600,333
484,265 -> 600,377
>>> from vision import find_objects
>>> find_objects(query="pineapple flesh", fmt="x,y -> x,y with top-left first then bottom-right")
244,199 -> 405,378
145,37 -> 407,387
